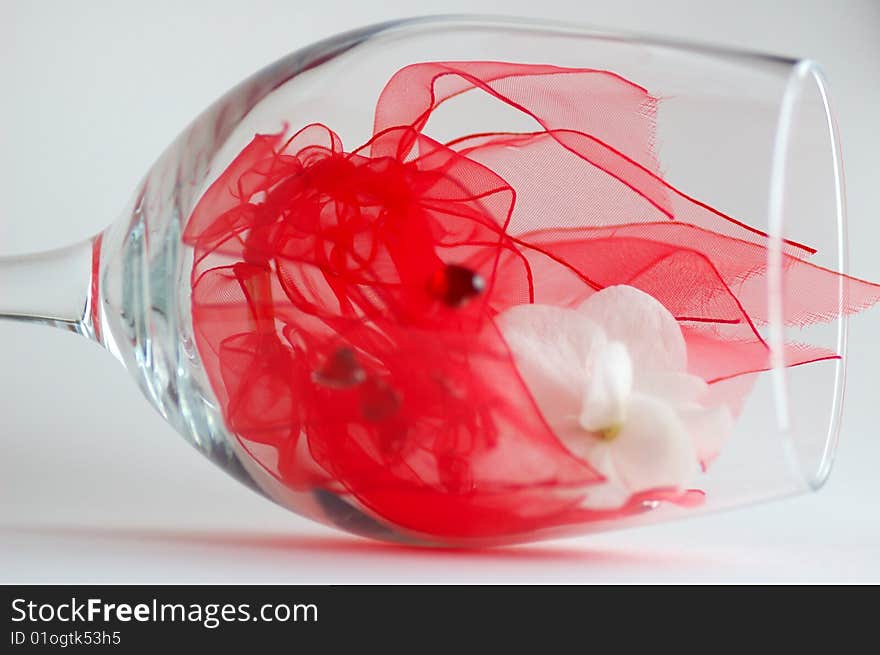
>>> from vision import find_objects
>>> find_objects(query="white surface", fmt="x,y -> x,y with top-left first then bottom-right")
2,0 -> 879,583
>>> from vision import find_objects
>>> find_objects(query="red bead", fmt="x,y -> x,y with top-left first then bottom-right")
312,347 -> 366,388
360,377 -> 401,422
428,264 -> 486,307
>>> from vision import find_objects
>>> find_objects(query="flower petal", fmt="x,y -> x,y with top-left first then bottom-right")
636,369 -> 734,464
579,340 -> 633,432
496,303 -> 606,430
577,285 -> 687,373
609,393 -> 699,492
576,444 -> 631,509
636,370 -> 708,406
679,403 -> 735,466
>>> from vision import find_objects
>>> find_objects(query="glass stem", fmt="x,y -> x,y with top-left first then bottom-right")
0,236 -> 100,339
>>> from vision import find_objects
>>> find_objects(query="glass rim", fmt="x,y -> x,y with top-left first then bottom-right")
767,59 -> 848,492
366,14 -> 805,67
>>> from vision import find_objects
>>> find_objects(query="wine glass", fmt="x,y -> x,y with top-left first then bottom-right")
1,15 -> 877,547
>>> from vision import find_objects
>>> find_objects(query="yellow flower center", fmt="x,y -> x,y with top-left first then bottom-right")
598,423 -> 623,441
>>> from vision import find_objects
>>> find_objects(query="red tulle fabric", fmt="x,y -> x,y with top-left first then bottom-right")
183,62 -> 880,540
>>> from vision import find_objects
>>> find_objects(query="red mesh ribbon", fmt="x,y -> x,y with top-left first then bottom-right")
183,62 -> 880,539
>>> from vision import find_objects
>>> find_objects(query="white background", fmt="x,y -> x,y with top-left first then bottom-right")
1,0 -> 878,583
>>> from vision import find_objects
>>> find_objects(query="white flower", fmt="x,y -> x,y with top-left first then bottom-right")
497,285 -> 733,508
